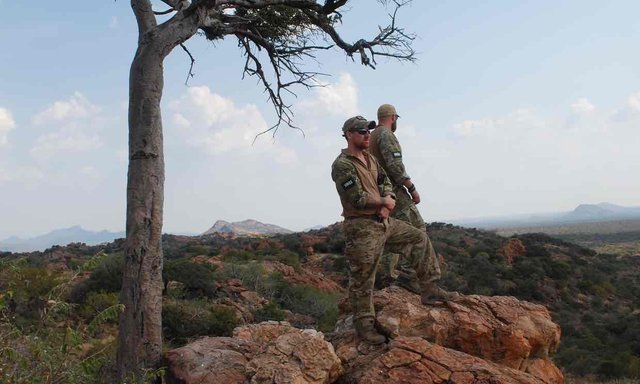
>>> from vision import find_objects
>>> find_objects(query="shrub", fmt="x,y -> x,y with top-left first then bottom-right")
253,303 -> 286,322
163,259 -> 218,298
265,250 -> 301,271
69,253 -> 124,303
79,291 -> 120,321
266,275 -> 339,332
162,299 -> 239,344
221,250 -> 259,264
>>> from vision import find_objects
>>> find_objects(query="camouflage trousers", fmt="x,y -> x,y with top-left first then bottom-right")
343,216 -> 426,320
380,189 -> 441,285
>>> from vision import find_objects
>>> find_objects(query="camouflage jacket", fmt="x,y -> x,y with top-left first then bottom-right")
369,126 -> 410,188
331,149 -> 395,219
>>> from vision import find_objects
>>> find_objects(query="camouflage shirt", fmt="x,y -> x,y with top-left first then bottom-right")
331,149 -> 395,219
369,126 -> 410,188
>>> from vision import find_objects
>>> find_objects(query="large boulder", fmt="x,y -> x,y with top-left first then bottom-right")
329,286 -> 563,383
166,289 -> 564,384
336,336 -> 554,384
166,321 -> 343,384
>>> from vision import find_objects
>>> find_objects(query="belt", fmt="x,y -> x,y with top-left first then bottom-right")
345,215 -> 384,222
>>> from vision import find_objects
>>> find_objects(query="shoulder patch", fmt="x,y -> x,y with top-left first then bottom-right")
392,151 -> 402,158
341,177 -> 356,190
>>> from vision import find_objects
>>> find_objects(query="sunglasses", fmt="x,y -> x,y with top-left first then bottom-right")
351,129 -> 371,135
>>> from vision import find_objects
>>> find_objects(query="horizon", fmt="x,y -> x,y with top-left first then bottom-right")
2,1 -> 640,240
3,200 -> 640,241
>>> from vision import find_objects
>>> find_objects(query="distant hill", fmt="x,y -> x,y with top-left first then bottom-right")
564,203 -> 640,222
456,202 -> 640,229
202,219 -> 292,236
0,226 -> 125,252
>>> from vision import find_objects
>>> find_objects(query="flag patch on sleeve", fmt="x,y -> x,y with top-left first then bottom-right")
342,177 -> 356,190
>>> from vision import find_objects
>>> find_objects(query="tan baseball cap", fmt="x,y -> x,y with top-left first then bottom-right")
377,104 -> 400,119
342,115 -> 376,133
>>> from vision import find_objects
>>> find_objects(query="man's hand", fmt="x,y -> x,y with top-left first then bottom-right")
382,196 -> 396,211
411,189 -> 421,204
378,206 -> 391,220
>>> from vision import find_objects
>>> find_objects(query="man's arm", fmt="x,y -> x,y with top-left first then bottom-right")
378,130 -> 420,204
377,129 -> 410,185
332,159 -> 395,210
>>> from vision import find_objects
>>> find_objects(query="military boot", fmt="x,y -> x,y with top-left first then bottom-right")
421,283 -> 461,305
395,269 -> 421,294
354,317 -> 386,345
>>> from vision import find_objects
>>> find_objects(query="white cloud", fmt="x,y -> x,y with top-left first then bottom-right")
109,16 -> 119,29
80,166 -> 100,179
33,92 -> 100,125
0,166 -> 43,184
29,93 -> 105,160
169,86 -> 297,164
298,73 -> 359,118
30,130 -> 102,159
570,98 -> 596,114
429,91 -> 640,218
0,107 -> 16,146
626,92 -> 640,113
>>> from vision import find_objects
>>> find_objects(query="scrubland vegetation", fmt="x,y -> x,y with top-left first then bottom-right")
1,222 -> 639,382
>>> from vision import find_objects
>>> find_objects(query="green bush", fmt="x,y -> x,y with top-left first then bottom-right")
162,299 -> 239,344
79,291 -> 120,321
163,259 -> 218,298
266,275 -> 339,332
69,254 -> 124,303
253,302 -> 286,322
221,250 -> 259,264
265,250 -> 301,271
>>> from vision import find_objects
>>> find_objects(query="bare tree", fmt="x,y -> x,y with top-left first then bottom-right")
118,0 -> 415,380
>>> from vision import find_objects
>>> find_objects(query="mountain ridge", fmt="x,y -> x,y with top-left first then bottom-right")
0,226 -> 125,252
456,202 -> 640,229
202,219 -> 293,236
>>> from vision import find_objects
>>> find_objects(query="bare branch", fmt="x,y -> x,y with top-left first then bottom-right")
160,0 -> 188,9
179,43 -> 196,85
190,0 -> 415,134
154,8 -> 175,15
303,0 -> 415,68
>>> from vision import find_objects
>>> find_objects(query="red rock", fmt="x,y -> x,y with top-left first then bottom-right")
167,322 -> 342,384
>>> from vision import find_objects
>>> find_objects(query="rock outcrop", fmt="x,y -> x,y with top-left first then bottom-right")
331,287 -> 563,384
202,219 -> 293,236
166,322 -> 343,384
334,337 -> 556,384
166,289 -> 564,384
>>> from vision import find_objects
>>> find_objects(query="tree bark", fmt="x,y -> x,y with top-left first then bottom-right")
116,7 -> 199,378
116,37 -> 167,381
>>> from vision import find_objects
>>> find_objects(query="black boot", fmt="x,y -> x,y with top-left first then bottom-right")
421,283 -> 461,305
354,317 -> 386,345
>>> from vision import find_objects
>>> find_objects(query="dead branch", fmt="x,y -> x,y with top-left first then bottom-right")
190,0 -> 415,135
179,43 -> 196,85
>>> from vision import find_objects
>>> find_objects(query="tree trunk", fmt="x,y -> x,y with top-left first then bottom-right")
116,38 -> 167,381
116,6 -> 200,377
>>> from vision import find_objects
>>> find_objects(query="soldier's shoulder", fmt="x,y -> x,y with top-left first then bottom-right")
378,128 -> 398,141
331,153 -> 354,171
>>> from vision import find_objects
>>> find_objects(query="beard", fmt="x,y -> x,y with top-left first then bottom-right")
355,137 -> 370,150
391,121 -> 397,132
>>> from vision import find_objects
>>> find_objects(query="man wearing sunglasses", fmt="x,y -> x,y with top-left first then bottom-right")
370,104 -> 460,304
331,115 -> 427,344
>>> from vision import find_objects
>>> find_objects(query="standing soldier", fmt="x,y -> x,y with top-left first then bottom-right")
370,104 -> 460,303
331,115 -> 427,345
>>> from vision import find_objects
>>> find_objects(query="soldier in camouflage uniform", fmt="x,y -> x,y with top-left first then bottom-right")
370,104 -> 460,304
331,115 -> 427,345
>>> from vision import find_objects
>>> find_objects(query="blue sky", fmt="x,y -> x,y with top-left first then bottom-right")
1,1 -> 639,239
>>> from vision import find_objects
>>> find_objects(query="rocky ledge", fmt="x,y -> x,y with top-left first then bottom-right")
166,288 -> 564,384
